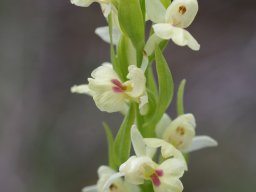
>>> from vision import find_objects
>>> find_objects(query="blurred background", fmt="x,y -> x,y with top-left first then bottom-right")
0,0 -> 256,191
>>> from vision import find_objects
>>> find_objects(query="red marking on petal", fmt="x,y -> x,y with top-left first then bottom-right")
112,86 -> 124,93
111,79 -> 123,88
155,169 -> 164,177
151,174 -> 161,187
111,79 -> 127,93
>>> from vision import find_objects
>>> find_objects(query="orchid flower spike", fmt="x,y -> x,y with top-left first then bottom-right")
71,63 -> 148,114
146,0 -> 200,50
82,165 -> 140,192
104,126 -> 187,192
156,113 -> 218,153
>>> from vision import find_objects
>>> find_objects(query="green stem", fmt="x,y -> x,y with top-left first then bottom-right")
135,103 -> 144,136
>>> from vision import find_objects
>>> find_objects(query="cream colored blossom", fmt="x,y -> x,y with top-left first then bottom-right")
146,0 -> 200,50
71,63 -> 147,113
120,156 -> 185,192
104,126 -> 187,192
82,166 -> 140,192
156,113 -> 218,152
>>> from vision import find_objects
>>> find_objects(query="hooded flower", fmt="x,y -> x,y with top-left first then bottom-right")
146,0 -> 200,50
103,126 -> 187,192
71,63 -> 147,114
82,165 -> 140,192
156,113 -> 218,152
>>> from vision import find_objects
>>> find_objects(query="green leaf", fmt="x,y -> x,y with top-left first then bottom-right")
146,65 -> 158,97
111,0 -> 119,8
118,0 -> 145,66
144,45 -> 174,137
103,122 -> 118,169
140,180 -> 154,192
114,103 -> 135,164
139,0 -> 146,21
135,103 -> 144,135
148,39 -> 168,64
144,89 -> 157,119
154,45 -> 174,119
142,66 -> 158,128
177,79 -> 186,116
117,34 -> 136,81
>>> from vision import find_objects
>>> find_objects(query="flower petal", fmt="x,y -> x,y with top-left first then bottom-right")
154,177 -> 183,192
123,182 -> 141,192
153,24 -> 200,50
126,65 -> 146,98
71,84 -> 93,96
158,158 -> 186,178
95,26 -> 120,45
90,63 -> 119,82
97,166 -> 115,178
145,0 -> 166,23
92,90 -> 127,113
153,23 -> 174,40
119,156 -> 156,185
131,126 -> 148,157
70,0 -> 95,7
169,27 -> 200,50
165,0 -> 198,28
144,138 -> 188,170
155,113 -> 172,138
144,34 -> 162,56
100,3 -> 112,18
102,172 -> 125,192
131,126 -> 156,158
162,113 -> 196,152
186,135 -> 218,153
82,185 -> 98,192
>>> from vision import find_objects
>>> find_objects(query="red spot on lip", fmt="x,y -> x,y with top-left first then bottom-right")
111,79 -> 127,93
151,174 -> 161,187
151,169 -> 164,187
155,169 -> 164,177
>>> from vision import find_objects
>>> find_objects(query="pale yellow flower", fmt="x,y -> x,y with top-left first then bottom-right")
104,126 -> 187,192
156,113 -> 218,152
82,166 -> 140,192
146,0 -> 200,50
71,63 -> 147,113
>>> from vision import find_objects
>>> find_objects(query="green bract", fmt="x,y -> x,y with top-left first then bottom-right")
118,0 -> 145,66
143,45 -> 174,137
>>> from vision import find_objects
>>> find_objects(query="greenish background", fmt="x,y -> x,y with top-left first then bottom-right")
0,0 -> 255,191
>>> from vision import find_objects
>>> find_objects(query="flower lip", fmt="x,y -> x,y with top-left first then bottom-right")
155,169 -> 163,177
178,5 -> 187,15
111,79 -> 127,93
150,169 -> 164,187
